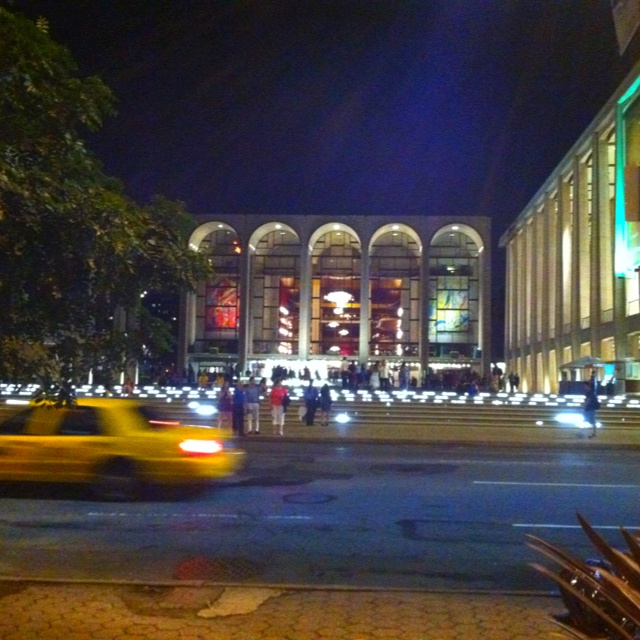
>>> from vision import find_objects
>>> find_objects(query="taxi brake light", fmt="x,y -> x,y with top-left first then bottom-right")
179,439 -> 223,455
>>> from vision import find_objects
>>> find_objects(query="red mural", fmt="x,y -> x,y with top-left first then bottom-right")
205,276 -> 238,330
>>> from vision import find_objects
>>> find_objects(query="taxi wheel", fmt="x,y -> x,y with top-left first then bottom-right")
93,458 -> 141,501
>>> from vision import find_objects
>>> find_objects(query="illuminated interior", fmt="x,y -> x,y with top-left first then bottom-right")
428,231 -> 479,359
197,227 -> 241,355
311,230 -> 361,356
250,228 -> 301,355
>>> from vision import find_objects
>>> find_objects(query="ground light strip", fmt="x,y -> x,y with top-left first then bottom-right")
513,523 -> 640,530
474,481 -> 640,488
86,512 -> 313,520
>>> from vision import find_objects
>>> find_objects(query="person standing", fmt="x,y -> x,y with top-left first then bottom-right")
398,362 -> 409,390
319,383 -> 333,426
583,383 -> 600,438
269,378 -> 288,436
340,357 -> 349,389
245,376 -> 261,434
216,380 -> 233,430
369,362 -> 380,391
303,380 -> 319,426
232,379 -> 246,436
379,360 -> 389,391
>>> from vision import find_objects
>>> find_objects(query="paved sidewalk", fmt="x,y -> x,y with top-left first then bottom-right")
0,580 -> 560,640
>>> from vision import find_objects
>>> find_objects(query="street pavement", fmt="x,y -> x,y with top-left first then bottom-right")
2,403 -> 636,639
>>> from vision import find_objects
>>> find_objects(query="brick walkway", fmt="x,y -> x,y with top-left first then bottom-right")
0,581 -> 560,640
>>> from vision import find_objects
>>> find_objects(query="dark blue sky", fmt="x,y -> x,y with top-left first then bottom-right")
14,1 -> 631,229
14,0 -> 637,355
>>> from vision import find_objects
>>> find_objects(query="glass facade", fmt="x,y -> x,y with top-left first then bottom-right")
369,230 -> 420,357
428,232 -> 479,359
310,230 -> 361,356
181,216 -> 491,379
250,228 -> 301,355
196,227 -> 241,355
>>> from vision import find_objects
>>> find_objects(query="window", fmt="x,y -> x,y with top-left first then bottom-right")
0,409 -> 33,435
58,408 -> 102,436
428,231 -> 480,358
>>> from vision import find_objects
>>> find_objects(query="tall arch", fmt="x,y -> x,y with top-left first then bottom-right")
369,224 -> 422,358
309,224 -> 362,356
247,223 -> 302,356
190,222 -> 242,360
428,224 -> 483,362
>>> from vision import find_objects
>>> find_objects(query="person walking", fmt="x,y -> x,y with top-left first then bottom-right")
319,383 -> 333,426
231,379 -> 246,436
245,376 -> 261,434
269,378 -> 288,436
583,382 -> 601,438
303,380 -> 319,426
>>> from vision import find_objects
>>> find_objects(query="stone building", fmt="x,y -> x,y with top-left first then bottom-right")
500,61 -> 640,393
177,214 -> 492,383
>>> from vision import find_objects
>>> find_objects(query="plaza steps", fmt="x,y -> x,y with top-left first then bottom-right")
2,390 -> 639,433
131,391 -> 640,432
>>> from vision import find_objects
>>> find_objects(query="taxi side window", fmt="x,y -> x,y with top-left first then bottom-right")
58,408 -> 103,436
0,409 -> 33,435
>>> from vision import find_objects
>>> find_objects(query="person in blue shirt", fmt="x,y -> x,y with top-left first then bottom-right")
232,380 -> 246,436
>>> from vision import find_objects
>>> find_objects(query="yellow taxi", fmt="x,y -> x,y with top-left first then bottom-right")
0,397 -> 245,500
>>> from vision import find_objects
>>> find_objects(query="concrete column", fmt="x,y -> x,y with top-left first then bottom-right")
420,245 -> 431,372
554,179 -> 565,365
540,196 -> 552,392
237,249 -> 251,374
571,158 -> 582,357
590,133 -> 603,354
614,274 -> 628,393
177,290 -> 196,375
504,242 -> 513,365
299,241 -> 312,361
530,214 -> 539,389
479,239 -> 491,380
516,231 -> 526,362
358,246 -> 370,364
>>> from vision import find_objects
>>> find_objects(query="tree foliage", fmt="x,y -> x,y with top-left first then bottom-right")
0,8 -> 211,385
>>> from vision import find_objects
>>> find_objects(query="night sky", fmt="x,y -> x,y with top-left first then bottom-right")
9,1 -> 640,352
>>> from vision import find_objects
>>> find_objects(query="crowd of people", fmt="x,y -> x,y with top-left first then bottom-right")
200,361 -> 526,439
213,375 -> 333,437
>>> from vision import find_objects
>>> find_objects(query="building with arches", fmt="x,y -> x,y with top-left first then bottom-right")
500,60 -> 640,394
179,214 -> 492,382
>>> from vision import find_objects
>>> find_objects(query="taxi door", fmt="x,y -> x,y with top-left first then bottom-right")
0,407 -> 57,481
37,406 -> 114,482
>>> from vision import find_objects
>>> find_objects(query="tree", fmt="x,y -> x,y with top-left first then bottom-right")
0,8 -> 211,386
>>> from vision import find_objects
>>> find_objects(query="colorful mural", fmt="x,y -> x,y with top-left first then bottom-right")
205,276 -> 238,330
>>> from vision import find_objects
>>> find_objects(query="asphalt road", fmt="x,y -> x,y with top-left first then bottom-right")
0,441 -> 638,592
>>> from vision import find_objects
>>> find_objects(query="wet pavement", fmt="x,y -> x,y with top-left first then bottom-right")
2,400 -> 635,639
